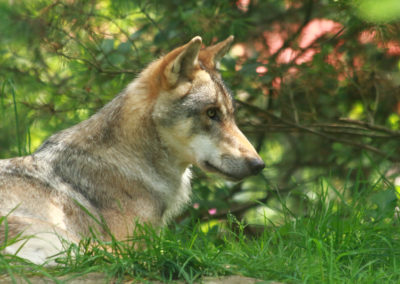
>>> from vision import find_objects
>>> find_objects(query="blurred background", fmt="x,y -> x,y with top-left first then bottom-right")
0,0 -> 399,233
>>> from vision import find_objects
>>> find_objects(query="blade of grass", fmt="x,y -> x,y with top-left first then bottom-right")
27,126 -> 31,154
1,80 -> 5,122
7,79 -> 22,156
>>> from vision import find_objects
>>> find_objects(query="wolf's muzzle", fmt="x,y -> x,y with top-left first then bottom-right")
247,157 -> 265,175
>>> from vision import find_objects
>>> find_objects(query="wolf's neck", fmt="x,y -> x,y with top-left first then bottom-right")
34,86 -> 190,212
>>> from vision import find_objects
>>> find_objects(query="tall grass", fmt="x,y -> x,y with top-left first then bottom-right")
1,79 -> 26,156
1,175 -> 399,283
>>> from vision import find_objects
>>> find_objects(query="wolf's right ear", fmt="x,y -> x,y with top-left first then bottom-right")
164,36 -> 202,87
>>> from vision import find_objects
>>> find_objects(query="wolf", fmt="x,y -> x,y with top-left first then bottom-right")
0,35 -> 264,264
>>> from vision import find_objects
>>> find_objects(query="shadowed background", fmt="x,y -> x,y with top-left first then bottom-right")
0,0 -> 399,232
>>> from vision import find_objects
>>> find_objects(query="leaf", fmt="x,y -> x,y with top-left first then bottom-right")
108,53 -> 125,65
372,189 -> 397,218
117,42 -> 131,54
100,39 -> 114,54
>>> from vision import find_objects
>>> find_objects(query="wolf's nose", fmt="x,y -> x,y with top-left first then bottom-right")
248,158 -> 265,174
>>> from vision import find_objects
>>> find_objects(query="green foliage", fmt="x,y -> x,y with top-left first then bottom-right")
355,0 -> 400,23
1,0 -> 400,280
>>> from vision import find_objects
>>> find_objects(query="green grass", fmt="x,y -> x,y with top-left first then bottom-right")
1,177 -> 400,283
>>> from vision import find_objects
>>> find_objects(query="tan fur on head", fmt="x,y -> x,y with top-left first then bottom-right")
137,36 -> 234,96
199,35 -> 234,69
134,36 -> 203,97
162,36 -> 202,88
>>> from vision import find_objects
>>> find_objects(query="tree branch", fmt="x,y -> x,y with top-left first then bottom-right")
237,100 -> 400,162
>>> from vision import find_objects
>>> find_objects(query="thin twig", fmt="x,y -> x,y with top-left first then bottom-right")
240,123 -> 400,138
339,118 -> 400,135
237,100 -> 400,162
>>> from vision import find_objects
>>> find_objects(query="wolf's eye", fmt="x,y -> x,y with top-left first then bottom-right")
206,108 -> 218,120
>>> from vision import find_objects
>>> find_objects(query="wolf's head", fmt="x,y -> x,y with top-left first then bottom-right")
151,36 -> 264,181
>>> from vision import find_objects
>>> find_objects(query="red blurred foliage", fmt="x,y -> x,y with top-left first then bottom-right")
250,19 -> 345,92
236,0 -> 250,13
233,2 -> 400,94
359,30 -> 400,56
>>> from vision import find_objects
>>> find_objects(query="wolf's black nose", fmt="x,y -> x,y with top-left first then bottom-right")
248,158 -> 265,175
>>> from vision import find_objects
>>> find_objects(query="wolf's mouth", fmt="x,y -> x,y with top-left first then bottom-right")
203,161 -> 242,181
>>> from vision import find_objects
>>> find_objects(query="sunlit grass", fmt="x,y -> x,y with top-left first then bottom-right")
1,175 -> 399,283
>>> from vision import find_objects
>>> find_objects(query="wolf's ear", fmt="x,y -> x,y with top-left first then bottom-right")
164,36 -> 202,87
199,35 -> 234,69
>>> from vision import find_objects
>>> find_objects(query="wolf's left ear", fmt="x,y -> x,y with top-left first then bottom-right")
164,36 -> 202,87
199,35 -> 234,69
